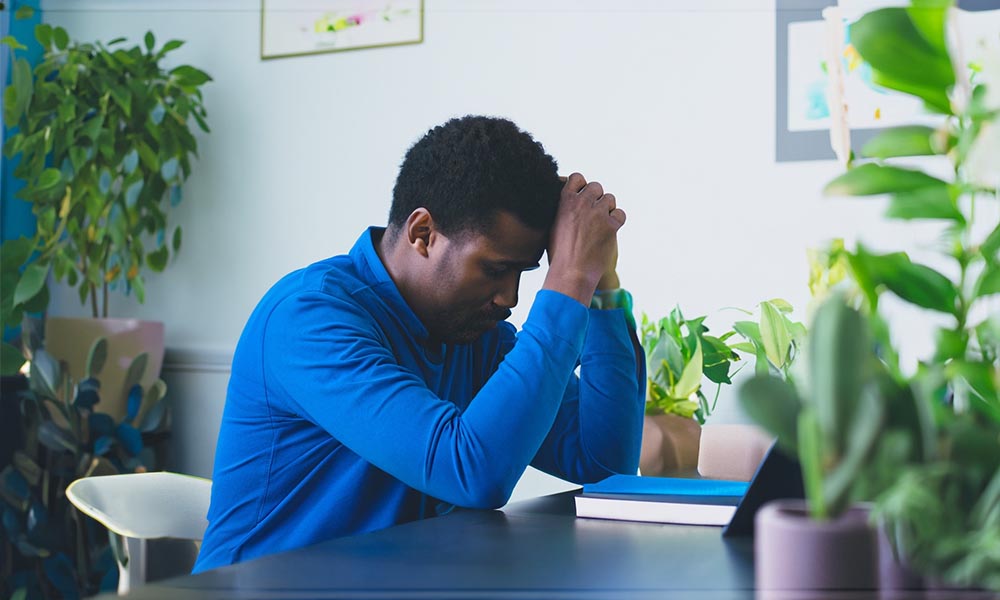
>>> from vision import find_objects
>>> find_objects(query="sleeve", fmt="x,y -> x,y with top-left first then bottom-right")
261,288 -> 589,509
529,307 -> 645,483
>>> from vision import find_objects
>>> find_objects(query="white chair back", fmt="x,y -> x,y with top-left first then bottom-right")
66,472 -> 212,594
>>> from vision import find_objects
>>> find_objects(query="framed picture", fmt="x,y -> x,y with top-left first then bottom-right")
775,0 -> 999,162
261,0 -> 423,60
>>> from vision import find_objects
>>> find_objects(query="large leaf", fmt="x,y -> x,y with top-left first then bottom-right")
1,342 -> 26,376
13,262 -> 49,307
808,295 -> 870,457
86,337 -> 108,377
29,348 -> 61,399
671,338 -> 703,400
976,263 -> 1000,299
885,186 -> 963,222
850,7 -> 954,114
853,248 -> 957,315
760,301 -> 792,369
824,163 -> 946,197
906,0 -> 950,54
861,125 -> 937,158
982,223 -> 1000,265
738,375 -> 801,454
38,421 -> 76,453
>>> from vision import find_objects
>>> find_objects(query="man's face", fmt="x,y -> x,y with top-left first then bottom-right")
422,211 -> 546,345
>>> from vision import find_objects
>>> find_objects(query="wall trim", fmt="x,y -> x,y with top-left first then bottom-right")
42,0 -> 255,12
163,346 -> 233,373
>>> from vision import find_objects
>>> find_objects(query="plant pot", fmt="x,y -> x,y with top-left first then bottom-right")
639,413 -> 701,477
697,424 -> 773,481
44,317 -> 164,421
756,499 -> 878,594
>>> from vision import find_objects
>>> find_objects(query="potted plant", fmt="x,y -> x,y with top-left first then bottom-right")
822,0 -> 999,590
638,300 -> 803,477
744,0 -> 999,591
0,333 -> 169,598
738,294 -> 911,591
1,14 -> 211,420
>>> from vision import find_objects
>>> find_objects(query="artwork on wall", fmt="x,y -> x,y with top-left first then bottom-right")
261,0 -> 423,60
775,0 -> 999,162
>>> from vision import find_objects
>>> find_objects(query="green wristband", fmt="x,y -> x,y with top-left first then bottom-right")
590,288 -> 636,330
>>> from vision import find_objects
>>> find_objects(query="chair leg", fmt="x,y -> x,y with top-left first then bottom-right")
112,534 -> 147,595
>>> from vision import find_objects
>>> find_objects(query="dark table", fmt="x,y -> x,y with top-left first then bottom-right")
101,492 -> 996,599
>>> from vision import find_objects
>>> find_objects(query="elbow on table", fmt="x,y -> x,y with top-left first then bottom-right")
447,476 -> 516,510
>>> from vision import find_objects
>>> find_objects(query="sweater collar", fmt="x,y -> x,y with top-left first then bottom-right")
350,227 -> 432,343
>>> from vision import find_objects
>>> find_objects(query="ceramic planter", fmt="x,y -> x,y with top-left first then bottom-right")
756,499 -> 877,594
639,413 -> 701,477
696,423 -> 772,481
44,317 -> 164,421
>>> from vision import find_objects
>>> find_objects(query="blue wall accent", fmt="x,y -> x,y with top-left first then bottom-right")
1,0 -> 42,245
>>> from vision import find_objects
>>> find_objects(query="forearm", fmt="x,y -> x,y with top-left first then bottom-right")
532,309 -> 645,482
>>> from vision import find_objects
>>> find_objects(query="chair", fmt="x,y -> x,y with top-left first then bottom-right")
66,471 -> 212,594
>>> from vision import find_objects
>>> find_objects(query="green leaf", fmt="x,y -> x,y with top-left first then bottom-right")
982,223 -> 1000,265
10,58 -> 33,126
144,31 -> 155,51
36,168 -> 62,190
798,407 -> 827,520
733,320 -> 762,349
14,263 -> 49,307
808,295 -> 870,457
34,24 -> 53,49
1,342 -> 26,376
672,338 -> 703,400
906,0 -> 950,54
15,5 -> 35,19
767,298 -> 794,313
853,248 -> 958,315
147,246 -> 169,272
824,163 -> 946,197
0,35 -> 27,51
172,226 -> 182,252
158,39 -> 185,57
861,125 -> 937,158
975,263 -> 1000,298
170,65 -> 212,86
739,375 -> 801,454
121,352 -> 149,401
760,301 -> 792,369
52,27 -> 69,51
885,186 -> 963,222
850,8 -> 954,115
86,337 -> 108,378
109,85 -> 132,118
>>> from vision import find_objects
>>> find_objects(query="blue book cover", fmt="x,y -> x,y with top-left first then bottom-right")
582,475 -> 749,505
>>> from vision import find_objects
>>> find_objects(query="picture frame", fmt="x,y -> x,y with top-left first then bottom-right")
774,0 -> 998,162
261,0 -> 424,61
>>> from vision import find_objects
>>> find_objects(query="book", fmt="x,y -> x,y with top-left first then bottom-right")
574,475 -> 750,526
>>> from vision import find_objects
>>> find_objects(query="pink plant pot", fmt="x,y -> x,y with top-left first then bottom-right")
755,499 -> 878,594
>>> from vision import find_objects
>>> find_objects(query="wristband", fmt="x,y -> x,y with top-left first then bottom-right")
590,288 -> 636,330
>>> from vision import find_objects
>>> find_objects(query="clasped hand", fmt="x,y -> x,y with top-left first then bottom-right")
543,173 -> 624,305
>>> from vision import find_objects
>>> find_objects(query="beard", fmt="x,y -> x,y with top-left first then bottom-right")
425,304 -> 513,345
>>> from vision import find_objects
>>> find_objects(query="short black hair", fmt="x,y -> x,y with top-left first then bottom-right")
389,116 -> 562,237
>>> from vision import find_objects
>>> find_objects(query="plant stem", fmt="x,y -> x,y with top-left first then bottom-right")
102,281 -> 108,319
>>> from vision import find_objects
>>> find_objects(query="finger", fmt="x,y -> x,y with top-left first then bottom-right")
595,193 -> 616,211
578,181 -> 604,203
564,172 -> 587,193
609,207 -> 626,227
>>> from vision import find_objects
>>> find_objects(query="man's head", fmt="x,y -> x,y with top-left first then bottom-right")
382,116 -> 563,344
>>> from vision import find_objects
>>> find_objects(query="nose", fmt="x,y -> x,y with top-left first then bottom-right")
493,274 -> 520,310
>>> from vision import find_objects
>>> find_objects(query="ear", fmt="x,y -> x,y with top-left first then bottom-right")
404,208 -> 435,258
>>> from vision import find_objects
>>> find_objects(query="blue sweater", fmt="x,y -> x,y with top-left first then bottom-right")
194,228 -> 644,571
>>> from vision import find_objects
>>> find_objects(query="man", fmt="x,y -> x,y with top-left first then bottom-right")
194,116 -> 644,571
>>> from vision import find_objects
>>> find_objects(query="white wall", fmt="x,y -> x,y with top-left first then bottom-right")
39,0 -> 985,497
